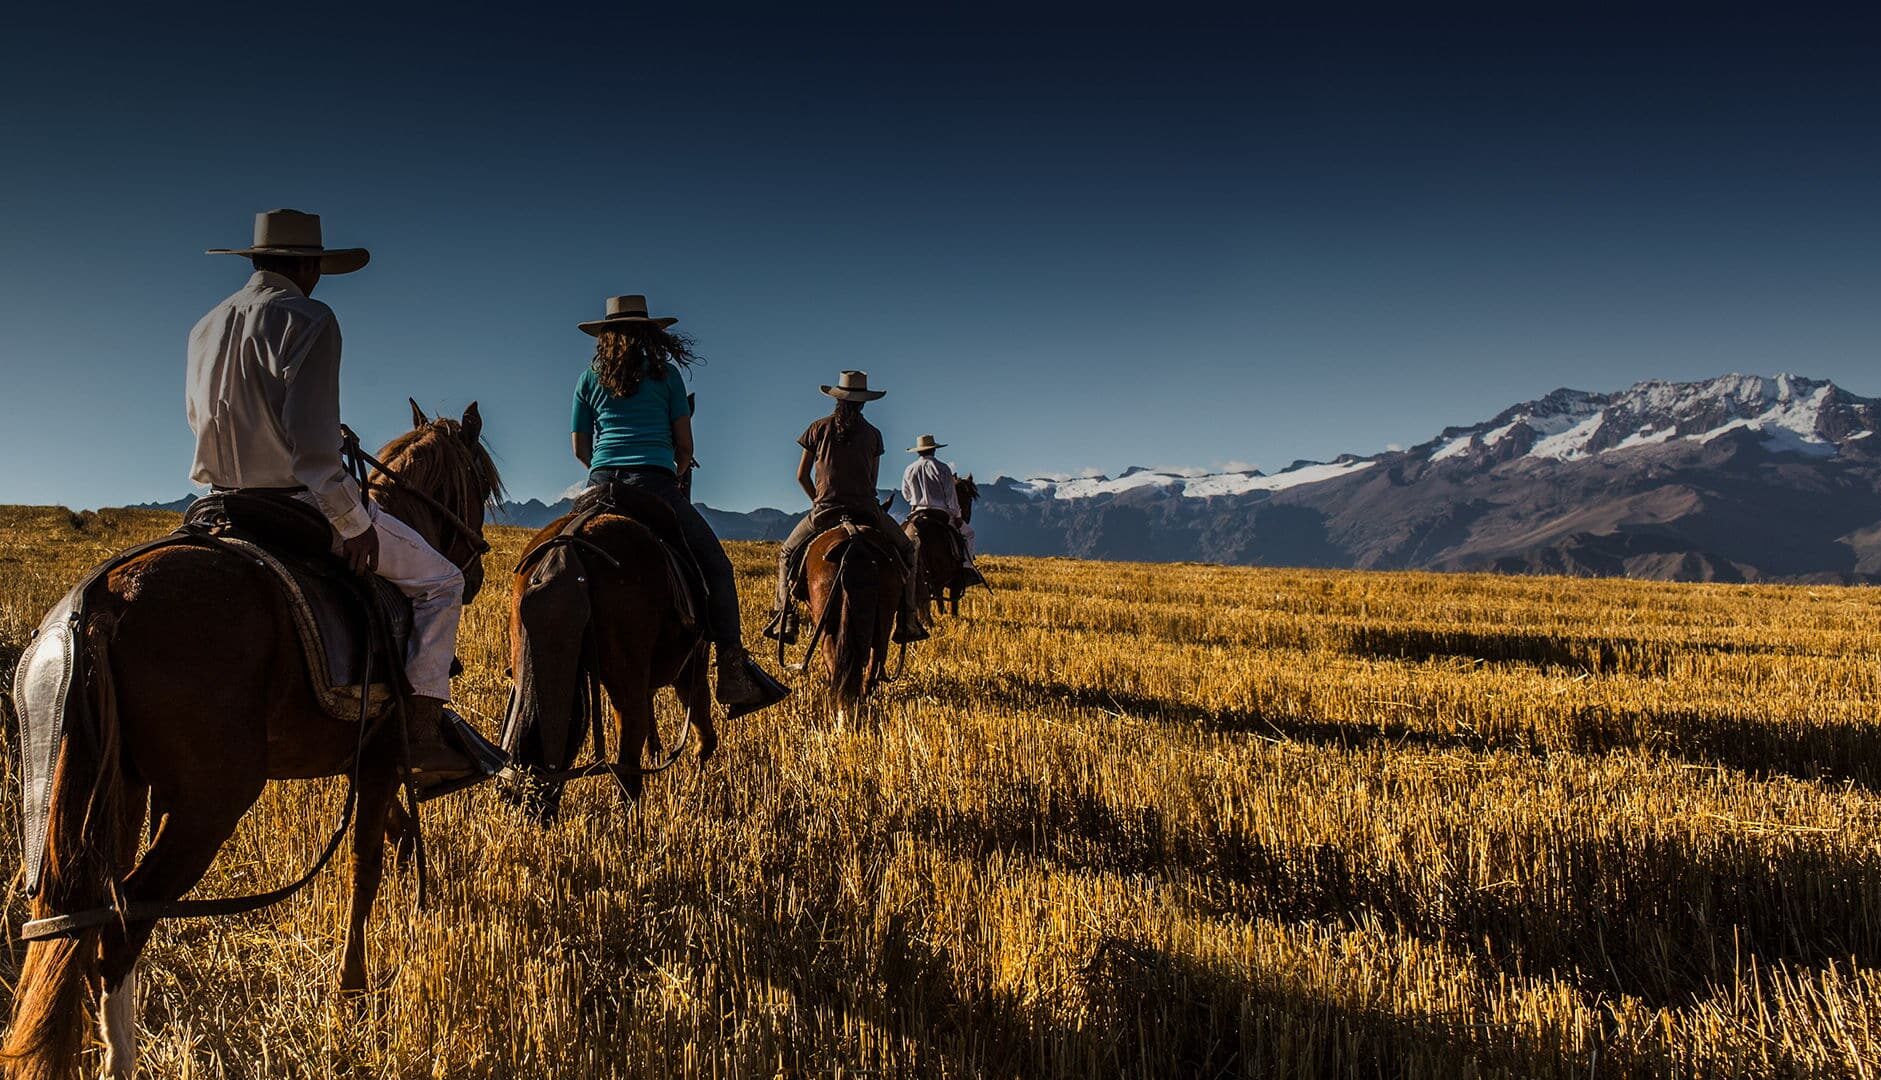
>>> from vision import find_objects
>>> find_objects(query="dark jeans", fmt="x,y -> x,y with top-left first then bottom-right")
589,466 -> 742,647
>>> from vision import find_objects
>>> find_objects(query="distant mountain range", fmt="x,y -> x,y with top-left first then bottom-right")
137,373 -> 1881,583
965,373 -> 1881,583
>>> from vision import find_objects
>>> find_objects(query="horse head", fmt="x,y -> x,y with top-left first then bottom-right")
956,474 -> 979,525
371,400 -> 504,603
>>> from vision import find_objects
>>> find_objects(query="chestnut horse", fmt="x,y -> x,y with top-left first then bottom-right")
501,493 -> 715,824
904,474 -> 982,620
793,524 -> 906,715
3,404 -> 500,1080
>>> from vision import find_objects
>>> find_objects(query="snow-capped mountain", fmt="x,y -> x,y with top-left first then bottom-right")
1418,374 -> 1876,465
969,374 -> 1881,582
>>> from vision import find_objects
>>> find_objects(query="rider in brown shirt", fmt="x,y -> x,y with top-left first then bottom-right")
766,371 -> 927,644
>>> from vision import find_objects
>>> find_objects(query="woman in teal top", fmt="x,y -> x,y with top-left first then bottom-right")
571,360 -> 693,473
571,294 -> 787,715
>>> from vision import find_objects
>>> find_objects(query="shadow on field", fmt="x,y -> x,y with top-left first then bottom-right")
927,671 -> 1881,795
1618,708 -> 1881,793
610,863 -> 1607,1076
1338,625 -> 1803,677
911,778 -> 1881,1010
923,671 -> 1505,754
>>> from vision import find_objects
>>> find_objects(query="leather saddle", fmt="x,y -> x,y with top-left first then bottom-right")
565,481 -> 708,627
907,508 -> 968,565
184,493 -> 412,721
791,511 -> 904,603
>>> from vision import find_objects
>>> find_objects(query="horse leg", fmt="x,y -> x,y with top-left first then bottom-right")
340,756 -> 400,993
384,800 -> 417,873
643,695 -> 665,763
598,668 -> 652,806
98,784 -> 259,1078
686,650 -> 717,762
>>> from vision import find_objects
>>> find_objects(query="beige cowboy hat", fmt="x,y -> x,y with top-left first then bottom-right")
907,434 -> 947,453
205,209 -> 370,275
579,295 -> 679,336
821,370 -> 886,402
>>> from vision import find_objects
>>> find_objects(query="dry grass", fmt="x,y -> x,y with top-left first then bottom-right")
4,504 -> 1881,1077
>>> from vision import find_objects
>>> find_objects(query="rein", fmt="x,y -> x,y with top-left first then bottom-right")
341,426 -> 492,564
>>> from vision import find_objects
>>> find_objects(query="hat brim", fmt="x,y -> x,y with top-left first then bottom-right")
822,386 -> 887,401
907,444 -> 947,452
579,315 -> 681,336
206,247 -> 371,275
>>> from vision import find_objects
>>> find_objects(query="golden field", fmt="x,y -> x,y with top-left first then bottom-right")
4,504 -> 1881,1077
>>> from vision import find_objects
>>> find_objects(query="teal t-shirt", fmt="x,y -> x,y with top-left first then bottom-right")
571,362 -> 692,471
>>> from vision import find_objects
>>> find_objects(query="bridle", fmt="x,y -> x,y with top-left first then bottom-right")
341,425 -> 492,571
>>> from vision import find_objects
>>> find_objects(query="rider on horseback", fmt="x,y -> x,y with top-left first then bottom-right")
764,371 -> 929,646
571,296 -> 789,713
190,209 -> 497,798
902,434 -> 984,588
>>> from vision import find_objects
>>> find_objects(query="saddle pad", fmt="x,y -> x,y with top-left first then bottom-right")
568,483 -> 707,629
12,591 -> 80,896
215,537 -> 411,721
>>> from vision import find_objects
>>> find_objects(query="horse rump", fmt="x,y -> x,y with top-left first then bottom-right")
824,538 -> 883,703
5,605 -> 136,1080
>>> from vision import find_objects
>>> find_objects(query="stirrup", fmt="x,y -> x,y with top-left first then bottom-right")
893,618 -> 930,644
721,659 -> 792,720
414,708 -> 508,802
761,609 -> 799,644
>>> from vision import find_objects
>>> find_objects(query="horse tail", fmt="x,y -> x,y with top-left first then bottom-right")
4,613 -> 131,1080
830,546 -> 880,703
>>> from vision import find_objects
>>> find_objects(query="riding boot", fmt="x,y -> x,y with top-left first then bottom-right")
893,575 -> 930,644
406,696 -> 506,801
715,641 -> 792,719
959,564 -> 987,589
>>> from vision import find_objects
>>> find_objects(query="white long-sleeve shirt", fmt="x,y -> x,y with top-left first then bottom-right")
901,455 -> 961,519
186,271 -> 371,539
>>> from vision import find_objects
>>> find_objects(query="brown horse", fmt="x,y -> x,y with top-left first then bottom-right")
794,523 -> 905,717
3,404 -> 500,1080
904,473 -> 983,620
501,490 -> 715,824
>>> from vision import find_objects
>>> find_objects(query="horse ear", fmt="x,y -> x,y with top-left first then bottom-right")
410,398 -> 429,428
462,401 -> 483,443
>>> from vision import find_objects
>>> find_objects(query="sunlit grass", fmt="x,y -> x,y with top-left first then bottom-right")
3,504 -> 1881,1076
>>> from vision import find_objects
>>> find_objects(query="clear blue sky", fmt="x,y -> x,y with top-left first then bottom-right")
3,4 -> 1879,511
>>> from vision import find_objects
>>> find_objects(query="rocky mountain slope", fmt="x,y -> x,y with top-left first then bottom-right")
968,374 -> 1881,582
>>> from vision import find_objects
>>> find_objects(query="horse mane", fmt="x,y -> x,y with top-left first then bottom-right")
374,419 -> 506,513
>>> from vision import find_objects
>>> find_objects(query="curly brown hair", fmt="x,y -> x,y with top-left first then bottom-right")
591,323 -> 699,398
830,400 -> 865,444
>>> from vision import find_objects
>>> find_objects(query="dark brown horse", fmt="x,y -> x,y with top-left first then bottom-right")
4,405 -> 500,1080
904,473 -> 982,620
794,523 -> 905,719
501,491 -> 715,824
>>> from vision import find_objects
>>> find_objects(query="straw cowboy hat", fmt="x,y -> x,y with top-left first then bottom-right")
907,434 -> 947,453
821,370 -> 886,402
205,209 -> 370,275
579,295 -> 679,336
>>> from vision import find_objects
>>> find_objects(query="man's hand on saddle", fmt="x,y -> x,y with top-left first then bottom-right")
341,528 -> 380,576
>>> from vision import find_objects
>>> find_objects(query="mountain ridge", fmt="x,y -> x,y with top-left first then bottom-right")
131,374 -> 1881,583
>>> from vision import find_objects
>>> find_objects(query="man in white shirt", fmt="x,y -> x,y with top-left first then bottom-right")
190,209 -> 490,797
901,434 -> 977,565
